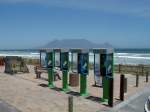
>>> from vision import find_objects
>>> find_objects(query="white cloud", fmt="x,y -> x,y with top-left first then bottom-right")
0,0 -> 150,18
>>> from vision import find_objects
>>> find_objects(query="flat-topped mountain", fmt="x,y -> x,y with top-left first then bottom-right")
41,39 -> 113,49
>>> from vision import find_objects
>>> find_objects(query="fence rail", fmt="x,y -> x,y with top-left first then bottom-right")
115,64 -> 150,75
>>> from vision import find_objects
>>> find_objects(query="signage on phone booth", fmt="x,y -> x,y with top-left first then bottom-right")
47,52 -> 53,68
106,54 -> 113,77
61,52 -> 69,70
100,54 -> 107,76
78,53 -> 89,75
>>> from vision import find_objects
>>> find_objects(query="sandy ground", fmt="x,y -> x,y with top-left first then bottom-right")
0,65 -> 150,112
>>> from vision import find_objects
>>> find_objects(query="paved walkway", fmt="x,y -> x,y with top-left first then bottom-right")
0,65 -> 150,112
0,100 -> 20,112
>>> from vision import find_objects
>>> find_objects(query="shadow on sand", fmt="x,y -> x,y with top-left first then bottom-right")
66,91 -> 80,97
38,83 -> 49,87
92,84 -> 103,88
51,87 -> 62,92
86,96 -> 103,103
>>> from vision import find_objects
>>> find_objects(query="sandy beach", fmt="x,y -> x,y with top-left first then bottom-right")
0,65 -> 150,112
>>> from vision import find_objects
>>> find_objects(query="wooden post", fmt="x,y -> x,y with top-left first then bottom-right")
68,96 -> 73,112
120,74 -> 125,101
142,65 -> 144,76
124,78 -> 127,93
136,73 -> 139,87
119,64 -> 121,73
146,71 -> 149,83
108,77 -> 114,107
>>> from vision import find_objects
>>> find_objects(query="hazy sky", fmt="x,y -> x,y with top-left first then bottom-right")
0,0 -> 150,49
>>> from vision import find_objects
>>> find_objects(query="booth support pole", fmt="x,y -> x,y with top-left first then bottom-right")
80,74 -> 88,96
48,68 -> 54,88
103,77 -> 109,101
62,70 -> 69,92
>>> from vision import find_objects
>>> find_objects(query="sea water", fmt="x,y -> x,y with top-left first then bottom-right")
0,49 -> 150,65
115,48 -> 150,65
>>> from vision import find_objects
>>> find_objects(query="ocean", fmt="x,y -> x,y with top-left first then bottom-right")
0,49 -> 150,65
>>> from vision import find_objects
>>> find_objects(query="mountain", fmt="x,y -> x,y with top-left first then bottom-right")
41,39 -> 113,49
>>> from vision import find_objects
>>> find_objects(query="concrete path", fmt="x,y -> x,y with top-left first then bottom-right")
112,85 -> 150,112
0,100 -> 21,112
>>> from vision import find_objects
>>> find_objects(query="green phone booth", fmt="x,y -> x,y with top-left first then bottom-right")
46,49 -> 55,88
69,49 -> 81,87
100,48 -> 114,102
60,49 -> 70,92
78,49 -> 89,96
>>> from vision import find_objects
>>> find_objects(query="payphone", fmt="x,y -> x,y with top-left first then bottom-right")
60,49 -> 69,92
78,49 -> 89,96
100,48 -> 114,101
46,49 -> 55,88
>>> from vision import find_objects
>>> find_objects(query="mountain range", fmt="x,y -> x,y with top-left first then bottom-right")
41,39 -> 113,49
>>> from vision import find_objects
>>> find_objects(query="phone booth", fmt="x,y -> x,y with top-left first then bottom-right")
78,49 -> 89,96
100,48 -> 114,101
93,49 -> 102,87
69,49 -> 81,87
46,49 -> 55,88
60,49 -> 69,92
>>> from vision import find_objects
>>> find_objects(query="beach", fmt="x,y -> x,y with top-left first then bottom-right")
0,1 -> 150,111
0,64 -> 150,112
1,49 -> 150,65
0,49 -> 150,112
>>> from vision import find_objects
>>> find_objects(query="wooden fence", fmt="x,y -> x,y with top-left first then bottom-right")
115,64 -> 150,75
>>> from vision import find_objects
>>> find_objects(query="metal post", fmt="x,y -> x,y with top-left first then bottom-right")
120,74 -> 124,101
48,68 -> 54,88
136,74 -> 139,87
62,70 -> 69,92
68,96 -> 73,112
103,77 -> 109,100
80,74 -> 88,96
108,77 -> 114,107
146,71 -> 149,83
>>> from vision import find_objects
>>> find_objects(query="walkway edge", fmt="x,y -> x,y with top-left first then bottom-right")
0,99 -> 21,112
112,85 -> 150,111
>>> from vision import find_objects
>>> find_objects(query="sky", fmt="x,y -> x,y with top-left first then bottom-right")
0,0 -> 150,49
